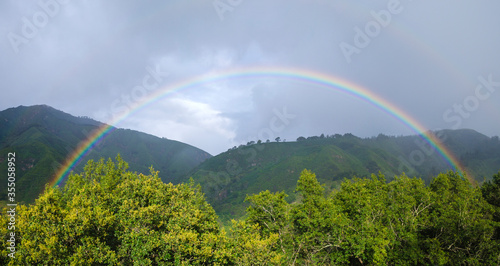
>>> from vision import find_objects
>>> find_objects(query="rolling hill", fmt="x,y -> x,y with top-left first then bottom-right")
1,105 -> 499,222
188,130 -> 500,220
0,105 -> 211,203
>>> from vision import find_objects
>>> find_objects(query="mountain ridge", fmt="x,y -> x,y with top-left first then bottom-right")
187,129 -> 500,220
0,105 -> 212,203
1,105 -> 499,220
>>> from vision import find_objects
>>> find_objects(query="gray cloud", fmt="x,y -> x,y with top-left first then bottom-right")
1,0 -> 499,155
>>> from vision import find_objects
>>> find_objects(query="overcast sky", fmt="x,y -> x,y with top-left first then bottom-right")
1,1 -> 499,155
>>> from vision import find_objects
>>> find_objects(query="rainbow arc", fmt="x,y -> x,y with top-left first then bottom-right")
50,66 -> 467,188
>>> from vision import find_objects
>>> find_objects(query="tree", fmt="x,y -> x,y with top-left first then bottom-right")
229,220 -> 283,265
6,156 -> 233,265
289,170 -> 353,265
296,136 -> 306,142
423,171 -> 499,264
246,190 -> 289,255
331,173 -> 391,264
481,171 -> 500,247
482,171 -> 500,209
275,137 -> 281,142
383,174 -> 432,264
3,158 -> 500,264
290,170 -> 328,263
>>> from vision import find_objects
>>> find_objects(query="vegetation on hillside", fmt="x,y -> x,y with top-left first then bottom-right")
0,105 -> 211,203
1,156 -> 499,265
189,131 -> 500,220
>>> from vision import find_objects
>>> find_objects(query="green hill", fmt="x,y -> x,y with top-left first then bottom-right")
188,130 -> 500,221
1,105 -> 499,222
0,105 -> 211,203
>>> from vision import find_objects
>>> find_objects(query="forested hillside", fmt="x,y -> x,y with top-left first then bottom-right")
2,105 -> 499,219
189,130 -> 500,220
0,105 -> 211,203
1,157 -> 499,264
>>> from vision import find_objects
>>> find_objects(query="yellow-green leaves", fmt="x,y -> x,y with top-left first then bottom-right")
230,220 -> 283,265
2,157 -> 499,265
4,155 -> 230,265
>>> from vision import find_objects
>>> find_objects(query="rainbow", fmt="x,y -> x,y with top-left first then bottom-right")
49,66 -> 467,188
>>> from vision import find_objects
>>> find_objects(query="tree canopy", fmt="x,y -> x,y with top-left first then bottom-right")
1,156 -> 499,265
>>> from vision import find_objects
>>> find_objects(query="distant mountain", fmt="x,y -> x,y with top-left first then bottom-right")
188,130 -> 500,220
0,105 -> 211,203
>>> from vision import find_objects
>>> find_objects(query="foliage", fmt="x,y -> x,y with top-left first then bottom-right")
481,171 -> 500,248
243,170 -> 500,265
0,156 -> 242,265
1,156 -> 499,265
189,129 -> 500,221
229,220 -> 284,265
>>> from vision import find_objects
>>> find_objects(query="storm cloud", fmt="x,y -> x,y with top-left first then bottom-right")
1,0 -> 499,154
